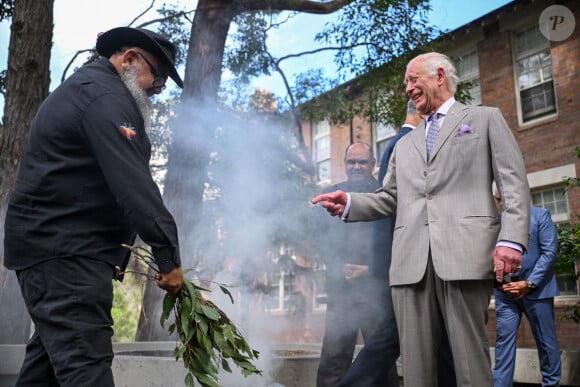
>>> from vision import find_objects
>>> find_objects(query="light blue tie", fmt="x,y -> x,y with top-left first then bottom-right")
426,113 -> 442,160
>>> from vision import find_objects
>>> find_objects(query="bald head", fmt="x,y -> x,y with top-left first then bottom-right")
344,143 -> 375,183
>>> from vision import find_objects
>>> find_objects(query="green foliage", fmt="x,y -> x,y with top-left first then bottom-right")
123,245 -> 261,386
224,12 -> 273,83
556,220 -> 580,323
291,0 -> 492,127
562,147 -> 580,189
294,0 -> 448,126
454,80 -> 474,105
0,0 -> 14,21
316,0 -> 438,77
555,147 -> 580,323
162,280 -> 261,387
249,88 -> 277,112
292,68 -> 339,108
112,273 -> 145,342
155,3 -> 191,68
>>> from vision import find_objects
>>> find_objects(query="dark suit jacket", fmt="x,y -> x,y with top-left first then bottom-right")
319,178 -> 379,290
378,125 -> 414,184
371,125 -> 413,278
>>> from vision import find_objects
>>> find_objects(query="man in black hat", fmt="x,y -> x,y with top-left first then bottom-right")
3,27 -> 184,386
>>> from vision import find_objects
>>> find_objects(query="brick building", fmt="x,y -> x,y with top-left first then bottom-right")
295,0 -> 579,349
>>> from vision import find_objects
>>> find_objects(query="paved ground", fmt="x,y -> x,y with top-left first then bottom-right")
396,378 -> 541,386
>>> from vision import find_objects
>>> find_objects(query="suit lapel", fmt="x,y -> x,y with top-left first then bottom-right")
429,102 -> 467,162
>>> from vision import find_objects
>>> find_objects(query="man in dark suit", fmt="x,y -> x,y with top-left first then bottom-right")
316,142 -> 383,387
493,191 -> 561,387
312,52 -> 530,386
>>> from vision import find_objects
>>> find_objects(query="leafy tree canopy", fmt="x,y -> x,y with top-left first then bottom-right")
0,0 -> 14,21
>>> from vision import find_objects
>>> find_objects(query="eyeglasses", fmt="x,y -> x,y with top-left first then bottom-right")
136,52 -> 167,89
346,159 -> 371,166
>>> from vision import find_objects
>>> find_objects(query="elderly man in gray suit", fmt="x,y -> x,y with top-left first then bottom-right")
312,52 -> 530,387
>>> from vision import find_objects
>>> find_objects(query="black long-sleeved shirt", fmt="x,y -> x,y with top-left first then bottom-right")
4,57 -> 180,274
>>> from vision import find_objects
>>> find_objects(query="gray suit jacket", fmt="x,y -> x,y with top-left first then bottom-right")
347,102 -> 530,285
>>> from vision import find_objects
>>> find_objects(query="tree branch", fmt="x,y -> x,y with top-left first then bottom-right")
60,49 -> 95,83
276,42 -> 369,64
129,0 -> 156,27
243,0 -> 355,14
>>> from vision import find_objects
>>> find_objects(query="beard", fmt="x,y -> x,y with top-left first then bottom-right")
120,65 -> 153,133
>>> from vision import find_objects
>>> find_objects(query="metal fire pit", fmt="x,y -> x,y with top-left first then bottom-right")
112,341 -> 321,387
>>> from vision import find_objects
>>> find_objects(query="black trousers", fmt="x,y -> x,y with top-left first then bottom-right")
337,282 -> 400,387
15,258 -> 115,387
317,278 -> 383,387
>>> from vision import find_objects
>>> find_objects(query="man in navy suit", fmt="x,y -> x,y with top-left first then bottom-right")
493,190 -> 561,386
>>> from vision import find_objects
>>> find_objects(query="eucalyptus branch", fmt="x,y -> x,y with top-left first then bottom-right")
121,244 -> 262,386
116,268 -> 159,281
121,243 -> 160,273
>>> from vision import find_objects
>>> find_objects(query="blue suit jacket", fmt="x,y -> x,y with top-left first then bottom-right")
521,206 -> 560,299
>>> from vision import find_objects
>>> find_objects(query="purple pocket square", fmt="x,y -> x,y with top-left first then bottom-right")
456,123 -> 473,137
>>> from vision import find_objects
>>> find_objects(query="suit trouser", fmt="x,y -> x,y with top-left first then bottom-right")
15,257 -> 116,387
493,289 -> 561,387
338,280 -> 458,387
392,256 -> 493,387
337,282 -> 400,387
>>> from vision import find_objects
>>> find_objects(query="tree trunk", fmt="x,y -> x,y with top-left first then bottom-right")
136,0 -> 236,340
0,0 -> 54,344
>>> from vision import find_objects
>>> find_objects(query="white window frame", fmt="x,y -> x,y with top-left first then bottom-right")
528,165 -> 578,297
374,121 -> 397,168
312,120 -> 331,184
512,25 -> 557,124
531,186 -> 569,224
454,50 -> 481,106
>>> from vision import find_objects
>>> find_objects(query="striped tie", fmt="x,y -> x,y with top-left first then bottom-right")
426,113 -> 442,160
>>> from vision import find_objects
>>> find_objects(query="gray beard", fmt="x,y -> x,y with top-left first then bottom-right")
120,66 -> 152,133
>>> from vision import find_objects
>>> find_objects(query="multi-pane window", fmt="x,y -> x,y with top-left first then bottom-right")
514,25 -> 556,122
532,186 -> 569,223
454,50 -> 481,105
313,120 -> 331,183
531,186 -> 577,295
374,122 -> 397,166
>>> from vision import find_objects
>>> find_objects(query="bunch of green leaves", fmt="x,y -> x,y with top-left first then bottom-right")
122,245 -> 261,386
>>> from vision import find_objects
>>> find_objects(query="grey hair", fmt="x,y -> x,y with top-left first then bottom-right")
408,52 -> 458,93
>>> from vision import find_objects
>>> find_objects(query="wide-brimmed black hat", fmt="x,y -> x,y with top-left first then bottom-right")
96,26 -> 183,88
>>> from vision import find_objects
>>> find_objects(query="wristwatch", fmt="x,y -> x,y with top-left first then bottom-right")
526,280 -> 537,290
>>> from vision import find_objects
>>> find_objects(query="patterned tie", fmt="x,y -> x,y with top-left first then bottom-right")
426,113 -> 442,160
